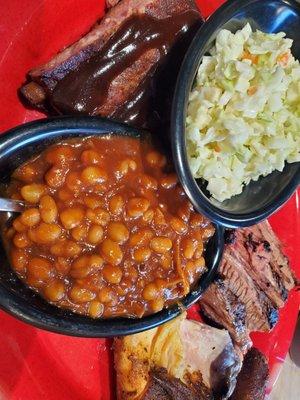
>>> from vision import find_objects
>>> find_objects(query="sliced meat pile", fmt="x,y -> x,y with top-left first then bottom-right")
114,313 -> 242,400
200,221 -> 295,353
20,0 -> 202,130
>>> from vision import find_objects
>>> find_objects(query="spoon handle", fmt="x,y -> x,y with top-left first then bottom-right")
0,198 -> 27,212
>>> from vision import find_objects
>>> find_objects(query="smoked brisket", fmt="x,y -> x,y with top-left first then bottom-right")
200,221 -> 295,353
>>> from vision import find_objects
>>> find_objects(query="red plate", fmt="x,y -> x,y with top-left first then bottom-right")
0,1 -> 299,399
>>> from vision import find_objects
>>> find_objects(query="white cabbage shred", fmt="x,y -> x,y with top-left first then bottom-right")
186,23 -> 300,202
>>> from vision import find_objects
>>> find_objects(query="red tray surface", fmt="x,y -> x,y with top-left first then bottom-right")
0,1 -> 299,399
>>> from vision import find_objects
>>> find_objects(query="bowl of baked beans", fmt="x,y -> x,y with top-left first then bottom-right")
0,116 -> 224,337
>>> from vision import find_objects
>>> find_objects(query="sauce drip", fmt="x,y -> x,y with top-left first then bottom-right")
52,11 -> 201,129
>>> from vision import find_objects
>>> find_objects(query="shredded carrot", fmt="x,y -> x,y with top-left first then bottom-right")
242,51 -> 259,64
277,52 -> 290,67
247,86 -> 258,96
213,143 -> 221,152
174,239 -> 189,296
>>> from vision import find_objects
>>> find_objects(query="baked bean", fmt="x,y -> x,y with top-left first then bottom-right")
160,173 -> 178,189
60,207 -> 85,229
70,255 -> 104,279
170,217 -> 187,234
142,282 -> 160,301
6,136 -> 213,319
100,239 -> 123,265
44,280 -> 65,302
149,298 -> 164,313
45,167 -> 66,188
102,264 -> 123,284
127,198 -> 150,218
27,257 -> 52,284
54,257 -> 70,275
129,229 -> 154,247
13,233 -> 31,248
39,195 -> 58,223
20,208 -> 41,227
87,225 -> 104,244
142,209 -> 154,223
139,174 -> 158,190
86,208 -> 110,226
13,217 -> 27,233
84,195 -> 103,210
109,195 -> 124,215
182,238 -> 197,259
146,151 -> 166,168
133,247 -> 151,263
46,145 -> 75,165
69,286 -> 96,303
11,249 -> 28,272
116,158 -> 137,177
98,287 -> 115,303
202,226 -> 215,239
81,166 -> 108,185
153,208 -> 167,226
150,237 -> 172,254
107,222 -> 129,244
66,171 -> 82,192
177,201 -> 193,222
50,240 -> 82,257
58,188 -> 74,202
81,150 -> 102,165
13,164 -> 37,183
21,184 -> 45,203
71,225 -> 88,241
160,253 -> 172,270
190,213 -> 204,228
194,242 -> 204,259
89,300 -> 104,318
30,223 -> 61,244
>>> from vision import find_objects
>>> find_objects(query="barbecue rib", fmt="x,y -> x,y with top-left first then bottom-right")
20,0 -> 202,130
200,221 -> 295,353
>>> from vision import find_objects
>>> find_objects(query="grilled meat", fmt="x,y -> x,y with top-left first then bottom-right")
114,314 -> 242,400
230,348 -> 269,400
200,221 -> 295,353
20,0 -> 202,130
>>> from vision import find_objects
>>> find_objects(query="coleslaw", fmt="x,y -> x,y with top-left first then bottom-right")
186,24 -> 300,202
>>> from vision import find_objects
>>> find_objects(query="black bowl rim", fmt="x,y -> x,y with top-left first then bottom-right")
171,0 -> 300,228
0,116 -> 224,337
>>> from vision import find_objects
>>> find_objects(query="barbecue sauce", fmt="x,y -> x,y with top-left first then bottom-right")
51,11 -> 201,130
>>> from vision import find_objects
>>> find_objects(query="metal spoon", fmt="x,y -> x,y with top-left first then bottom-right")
0,198 -> 28,213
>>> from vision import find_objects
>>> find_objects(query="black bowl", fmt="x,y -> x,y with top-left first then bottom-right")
0,116 -> 224,337
172,0 -> 300,228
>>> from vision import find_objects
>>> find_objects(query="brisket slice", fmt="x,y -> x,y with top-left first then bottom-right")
230,348 -> 269,400
20,0 -> 202,130
200,222 -> 295,353
143,368 -> 213,400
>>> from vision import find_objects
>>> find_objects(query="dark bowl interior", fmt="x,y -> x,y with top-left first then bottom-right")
172,0 -> 300,228
0,116 -> 224,337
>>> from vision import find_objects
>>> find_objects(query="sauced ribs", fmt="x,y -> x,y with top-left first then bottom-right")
200,221 -> 295,353
20,0 -> 202,130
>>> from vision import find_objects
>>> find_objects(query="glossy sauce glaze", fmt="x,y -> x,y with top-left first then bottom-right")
3,136 -> 214,318
51,11 -> 201,129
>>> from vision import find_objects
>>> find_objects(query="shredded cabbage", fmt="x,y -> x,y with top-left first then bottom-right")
186,23 -> 300,202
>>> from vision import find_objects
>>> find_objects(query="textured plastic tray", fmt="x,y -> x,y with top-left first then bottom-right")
0,1 -> 299,399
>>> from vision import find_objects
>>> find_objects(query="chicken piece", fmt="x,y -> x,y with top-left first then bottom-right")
114,314 -> 242,400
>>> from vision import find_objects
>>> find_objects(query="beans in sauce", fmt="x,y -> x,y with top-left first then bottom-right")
3,136 -> 214,318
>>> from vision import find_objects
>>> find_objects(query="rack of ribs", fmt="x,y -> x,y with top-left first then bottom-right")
20,0 -> 203,131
